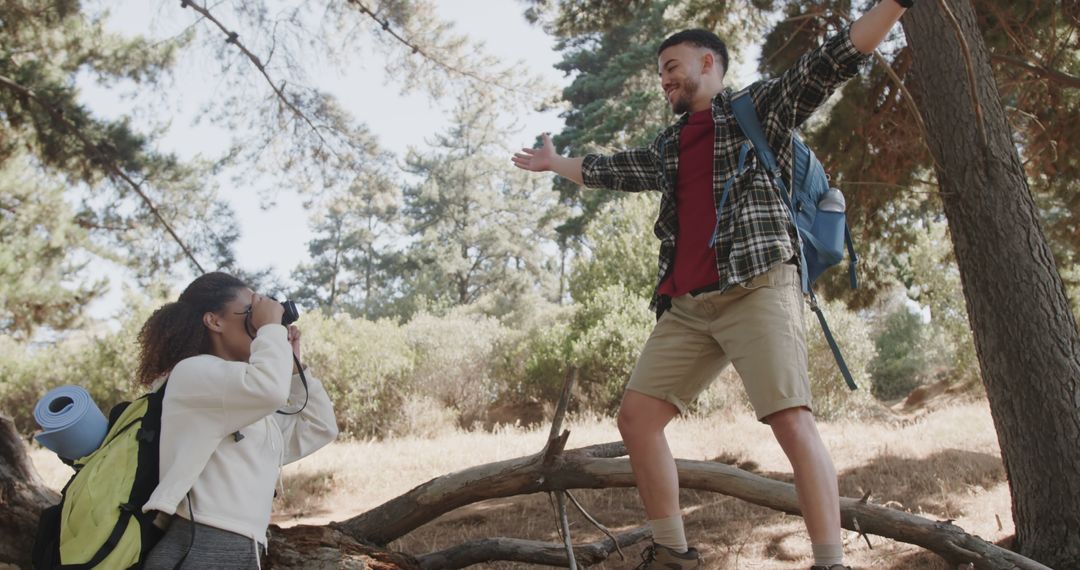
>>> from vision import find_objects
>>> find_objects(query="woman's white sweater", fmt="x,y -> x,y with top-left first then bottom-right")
142,324 -> 338,545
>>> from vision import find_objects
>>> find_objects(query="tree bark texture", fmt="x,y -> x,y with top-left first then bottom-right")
0,416 -> 60,567
413,526 -> 651,569
901,1 -> 1080,567
266,524 -> 420,570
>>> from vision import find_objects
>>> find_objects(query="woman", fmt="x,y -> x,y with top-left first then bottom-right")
136,272 -> 338,568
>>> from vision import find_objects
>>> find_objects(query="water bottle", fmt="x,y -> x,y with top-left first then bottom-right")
817,187 -> 846,213
809,188 -> 847,269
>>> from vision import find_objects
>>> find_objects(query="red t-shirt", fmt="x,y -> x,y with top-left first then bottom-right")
657,108 -> 720,298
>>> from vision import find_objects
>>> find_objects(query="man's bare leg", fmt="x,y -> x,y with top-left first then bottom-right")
767,406 -> 844,565
618,389 -> 685,550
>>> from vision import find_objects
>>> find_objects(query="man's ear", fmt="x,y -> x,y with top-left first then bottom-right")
701,51 -> 714,74
203,311 -> 223,332
702,51 -> 725,80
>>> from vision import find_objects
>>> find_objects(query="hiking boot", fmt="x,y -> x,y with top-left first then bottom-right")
634,543 -> 702,569
810,565 -> 852,570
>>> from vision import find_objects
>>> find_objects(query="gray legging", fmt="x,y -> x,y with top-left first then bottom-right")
143,517 -> 264,570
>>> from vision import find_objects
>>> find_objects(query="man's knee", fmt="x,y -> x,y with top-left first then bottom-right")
617,391 -> 676,438
617,404 -> 644,437
765,405 -> 814,436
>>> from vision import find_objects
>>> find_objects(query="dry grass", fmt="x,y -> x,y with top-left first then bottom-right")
29,399 -> 1012,569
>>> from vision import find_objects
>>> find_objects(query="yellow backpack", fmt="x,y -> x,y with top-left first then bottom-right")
33,385 -> 166,569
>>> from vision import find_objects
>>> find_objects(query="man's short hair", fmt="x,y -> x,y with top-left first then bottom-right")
657,29 -> 730,78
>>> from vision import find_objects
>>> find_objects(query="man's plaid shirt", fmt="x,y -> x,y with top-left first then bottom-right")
581,27 -> 869,314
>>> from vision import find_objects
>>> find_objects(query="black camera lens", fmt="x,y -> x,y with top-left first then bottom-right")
280,300 -> 300,326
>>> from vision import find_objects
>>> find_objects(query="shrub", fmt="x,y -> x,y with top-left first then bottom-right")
804,297 -> 880,421
403,308 -> 509,426
0,295 -> 150,434
299,311 -> 413,438
908,222 -> 981,390
870,306 -> 929,401
568,284 -> 654,411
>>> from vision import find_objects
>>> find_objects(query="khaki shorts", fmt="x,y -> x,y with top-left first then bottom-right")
627,262 -> 811,421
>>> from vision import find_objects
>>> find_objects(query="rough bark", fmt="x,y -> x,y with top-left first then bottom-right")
414,526 -> 651,569
0,416 -> 60,567
266,524 -> 420,570
334,441 -> 1047,570
901,1 -> 1080,567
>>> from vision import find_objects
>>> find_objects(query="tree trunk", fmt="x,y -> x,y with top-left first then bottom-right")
901,1 -> 1080,567
0,416 -> 60,567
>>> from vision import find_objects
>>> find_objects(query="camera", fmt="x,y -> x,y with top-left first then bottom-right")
280,299 -> 300,326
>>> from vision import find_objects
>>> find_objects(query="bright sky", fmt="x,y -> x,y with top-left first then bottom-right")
80,0 -> 569,322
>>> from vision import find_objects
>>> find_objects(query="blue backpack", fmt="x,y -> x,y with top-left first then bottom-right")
717,90 -> 860,390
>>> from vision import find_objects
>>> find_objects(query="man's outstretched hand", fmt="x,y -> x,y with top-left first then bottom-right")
512,132 -> 557,172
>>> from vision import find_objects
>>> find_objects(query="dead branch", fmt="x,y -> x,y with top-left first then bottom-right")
566,490 -> 626,560
343,0 -> 530,96
178,1 -> 338,160
413,526 -> 651,570
554,491 -> 577,569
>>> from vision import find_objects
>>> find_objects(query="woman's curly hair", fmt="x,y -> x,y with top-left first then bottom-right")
136,272 -> 248,385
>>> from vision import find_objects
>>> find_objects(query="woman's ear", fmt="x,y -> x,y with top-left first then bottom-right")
203,311 -> 224,333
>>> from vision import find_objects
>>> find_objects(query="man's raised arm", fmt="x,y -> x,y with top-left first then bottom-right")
850,0 -> 910,54
754,0 -> 911,144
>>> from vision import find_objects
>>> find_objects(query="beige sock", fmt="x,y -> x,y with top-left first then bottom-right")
648,515 -> 688,553
812,543 -> 843,566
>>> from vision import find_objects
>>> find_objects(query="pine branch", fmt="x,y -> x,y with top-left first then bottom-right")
344,0 -> 531,97
0,73 -> 206,273
991,53 -> 1080,89
178,0 -> 341,162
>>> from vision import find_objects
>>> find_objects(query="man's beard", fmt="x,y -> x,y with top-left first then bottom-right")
671,76 -> 700,115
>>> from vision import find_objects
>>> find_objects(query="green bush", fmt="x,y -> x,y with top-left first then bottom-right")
869,306 -> 929,401
568,284 -> 654,411
804,297 -> 880,421
403,308 -> 509,428
569,193 -> 657,304
299,311 -> 413,439
491,314 -> 574,405
908,222 -> 981,390
0,335 -> 55,433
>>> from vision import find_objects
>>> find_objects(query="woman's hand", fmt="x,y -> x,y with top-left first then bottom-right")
250,294 -> 285,331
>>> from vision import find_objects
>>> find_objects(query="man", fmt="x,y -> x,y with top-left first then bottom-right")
513,1 -> 913,568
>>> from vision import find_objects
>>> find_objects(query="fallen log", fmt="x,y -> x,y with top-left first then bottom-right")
414,525 -> 651,569
266,524 -> 420,570
334,440 -> 1048,570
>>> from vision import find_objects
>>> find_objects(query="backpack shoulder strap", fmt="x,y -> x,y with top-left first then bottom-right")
730,90 -> 779,175
732,91 -> 858,392
731,89 -> 811,293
